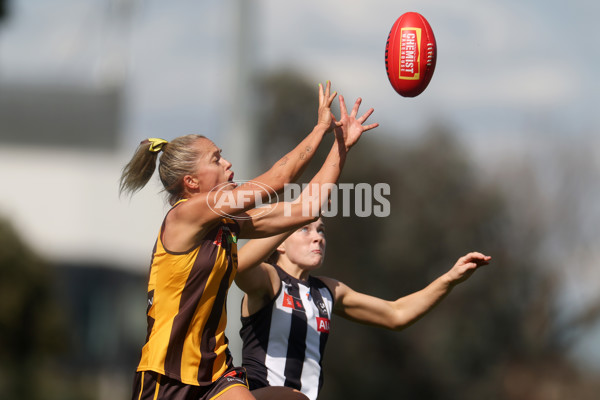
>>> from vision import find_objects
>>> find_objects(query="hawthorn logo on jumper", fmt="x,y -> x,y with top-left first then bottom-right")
399,27 -> 421,80
213,226 -> 223,246
207,180 -> 278,220
316,317 -> 330,333
213,225 -> 237,247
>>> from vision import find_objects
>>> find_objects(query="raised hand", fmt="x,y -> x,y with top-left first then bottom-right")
334,95 -> 379,151
316,81 -> 338,132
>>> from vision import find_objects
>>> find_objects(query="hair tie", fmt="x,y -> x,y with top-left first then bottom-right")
146,138 -> 168,153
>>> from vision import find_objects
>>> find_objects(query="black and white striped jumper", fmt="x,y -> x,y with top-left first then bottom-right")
240,264 -> 334,400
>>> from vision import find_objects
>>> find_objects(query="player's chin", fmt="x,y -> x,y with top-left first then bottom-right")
222,181 -> 237,190
308,254 -> 325,268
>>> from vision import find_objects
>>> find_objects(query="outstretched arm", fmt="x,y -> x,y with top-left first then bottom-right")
235,95 -> 379,301
239,95 -> 379,239
165,81 -> 337,252
319,252 -> 492,330
243,81 -> 337,193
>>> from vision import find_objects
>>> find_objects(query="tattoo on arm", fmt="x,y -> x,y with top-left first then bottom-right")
278,145 -> 312,167
299,146 -> 312,161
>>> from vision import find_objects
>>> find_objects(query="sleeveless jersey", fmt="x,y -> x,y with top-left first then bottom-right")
240,265 -> 334,400
136,201 -> 240,386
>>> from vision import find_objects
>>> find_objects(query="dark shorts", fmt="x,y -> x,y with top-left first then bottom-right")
131,367 -> 248,400
247,376 -> 268,391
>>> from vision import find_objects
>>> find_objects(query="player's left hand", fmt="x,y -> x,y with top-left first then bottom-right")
316,81 -> 338,132
446,252 -> 492,285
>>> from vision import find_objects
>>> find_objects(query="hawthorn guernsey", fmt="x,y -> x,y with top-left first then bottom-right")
385,12 -> 437,97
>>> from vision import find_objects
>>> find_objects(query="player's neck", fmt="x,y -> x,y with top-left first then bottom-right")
278,259 -> 311,282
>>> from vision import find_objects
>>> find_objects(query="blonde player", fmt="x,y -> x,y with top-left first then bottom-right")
120,83 -> 378,400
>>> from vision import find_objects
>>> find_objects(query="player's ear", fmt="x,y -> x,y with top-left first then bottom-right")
276,243 -> 286,255
183,174 -> 199,190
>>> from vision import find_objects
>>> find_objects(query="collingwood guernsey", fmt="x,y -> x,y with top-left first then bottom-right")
240,265 -> 334,400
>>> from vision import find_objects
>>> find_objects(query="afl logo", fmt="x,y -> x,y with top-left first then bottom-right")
207,180 -> 279,220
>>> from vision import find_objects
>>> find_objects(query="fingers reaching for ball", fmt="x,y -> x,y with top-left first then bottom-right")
446,252 -> 492,285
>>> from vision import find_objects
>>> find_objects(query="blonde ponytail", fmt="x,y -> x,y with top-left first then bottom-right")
119,139 -> 166,198
120,134 -> 208,205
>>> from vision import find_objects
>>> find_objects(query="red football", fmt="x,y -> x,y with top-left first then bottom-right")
385,12 -> 437,97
